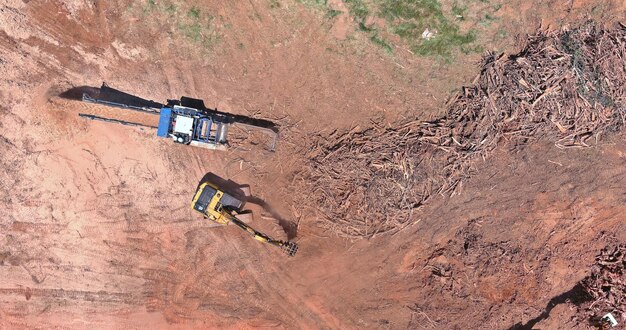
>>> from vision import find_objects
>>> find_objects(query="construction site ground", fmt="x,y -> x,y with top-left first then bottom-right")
1,0 -> 625,329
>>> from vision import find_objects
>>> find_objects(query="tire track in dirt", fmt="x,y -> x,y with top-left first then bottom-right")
1,77 -> 244,325
1,1 -> 331,327
0,288 -> 140,304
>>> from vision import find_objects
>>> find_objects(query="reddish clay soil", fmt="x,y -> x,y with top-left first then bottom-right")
0,0 -> 625,329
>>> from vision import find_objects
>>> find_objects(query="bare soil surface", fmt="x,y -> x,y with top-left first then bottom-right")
0,0 -> 624,329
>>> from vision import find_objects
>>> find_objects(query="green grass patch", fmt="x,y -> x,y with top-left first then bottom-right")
300,0 -> 506,61
379,0 -> 443,22
164,3 -> 177,15
307,0 -> 505,61
344,0 -> 369,22
478,12 -> 497,27
141,0 -> 157,14
326,9 -> 343,19
451,1 -> 468,20
187,6 -> 201,19
411,23 -> 476,58
296,0 -> 328,7
370,33 -> 393,54
377,0 -> 477,60
137,0 -> 220,52
269,0 -> 281,9
178,10 -> 220,50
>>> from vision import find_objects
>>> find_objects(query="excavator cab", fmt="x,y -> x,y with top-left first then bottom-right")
192,182 -> 243,216
192,183 -> 218,213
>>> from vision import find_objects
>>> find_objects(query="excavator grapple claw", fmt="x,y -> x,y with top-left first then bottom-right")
281,241 -> 298,257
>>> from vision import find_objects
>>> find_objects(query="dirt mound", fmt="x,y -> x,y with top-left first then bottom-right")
302,24 -> 626,238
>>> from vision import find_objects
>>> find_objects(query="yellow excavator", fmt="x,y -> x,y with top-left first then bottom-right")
191,180 -> 298,256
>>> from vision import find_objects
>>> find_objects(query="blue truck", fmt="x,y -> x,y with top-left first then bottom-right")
79,83 -> 278,151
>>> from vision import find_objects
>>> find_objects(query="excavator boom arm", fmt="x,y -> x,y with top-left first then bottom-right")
225,213 -> 298,256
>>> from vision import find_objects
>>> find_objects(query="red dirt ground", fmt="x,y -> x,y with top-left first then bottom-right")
0,0 -> 625,329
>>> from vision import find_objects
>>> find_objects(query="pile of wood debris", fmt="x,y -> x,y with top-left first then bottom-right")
580,244 -> 626,327
301,23 -> 626,238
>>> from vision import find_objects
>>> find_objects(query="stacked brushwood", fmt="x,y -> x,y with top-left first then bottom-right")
580,244 -> 626,325
301,23 -> 625,238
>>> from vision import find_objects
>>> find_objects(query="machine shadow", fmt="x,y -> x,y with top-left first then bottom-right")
179,96 -> 279,133
245,195 -> 298,240
198,172 -> 297,239
58,83 -> 165,109
57,85 -> 101,100
507,282 -> 592,329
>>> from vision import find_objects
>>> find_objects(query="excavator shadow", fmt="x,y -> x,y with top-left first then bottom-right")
198,172 -> 297,240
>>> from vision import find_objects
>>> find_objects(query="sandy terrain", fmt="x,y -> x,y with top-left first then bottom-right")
0,0 -> 625,329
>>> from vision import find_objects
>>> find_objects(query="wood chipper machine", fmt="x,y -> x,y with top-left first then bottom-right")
191,180 -> 298,256
78,83 -> 278,151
